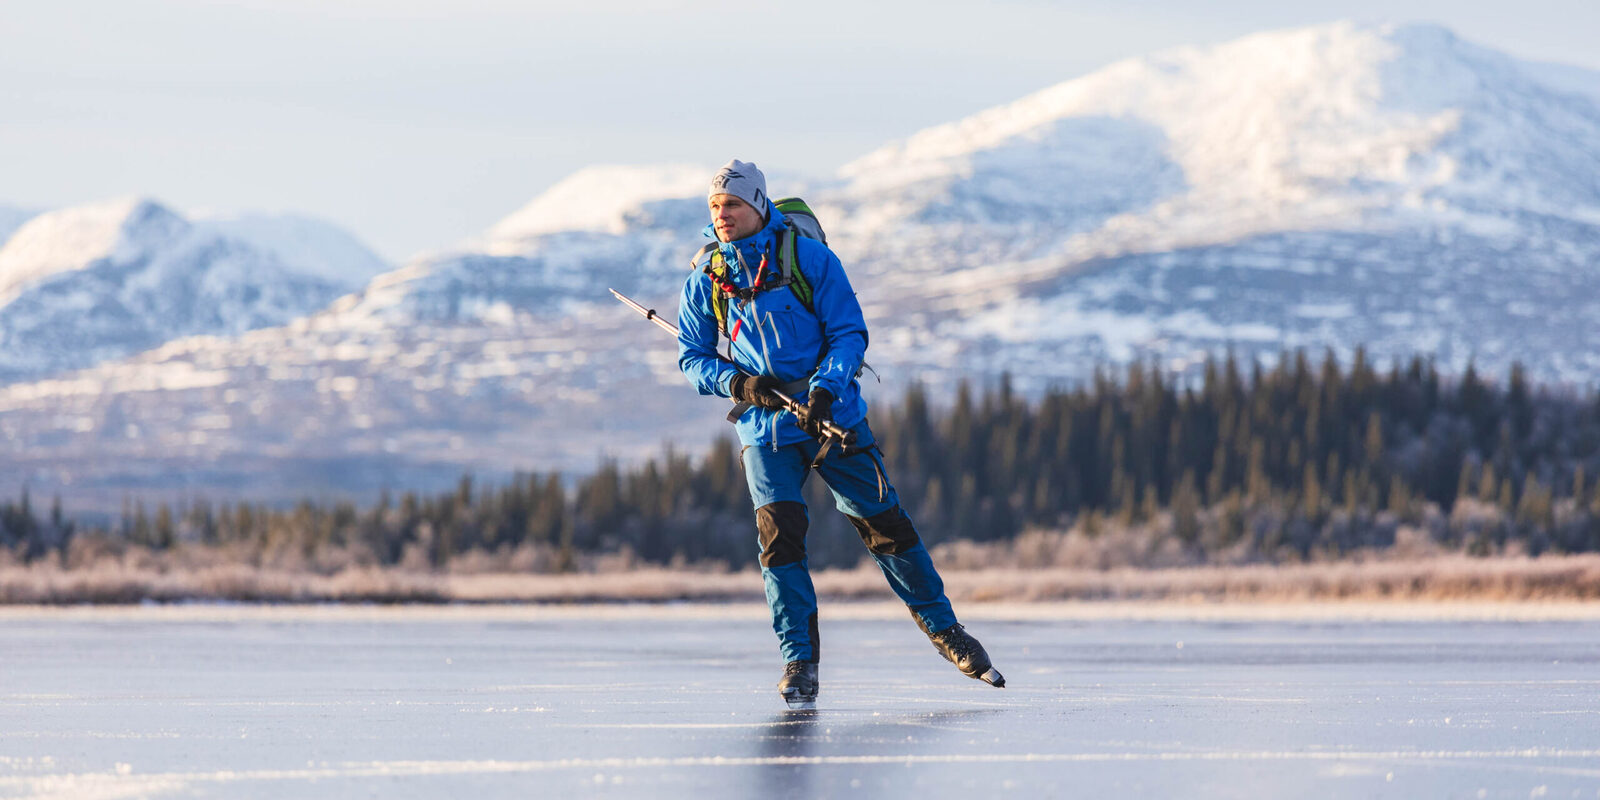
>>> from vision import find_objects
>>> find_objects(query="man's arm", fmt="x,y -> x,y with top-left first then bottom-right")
800,241 -> 868,399
677,272 -> 739,397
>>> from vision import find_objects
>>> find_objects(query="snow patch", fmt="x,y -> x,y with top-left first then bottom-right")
1292,302 -> 1356,319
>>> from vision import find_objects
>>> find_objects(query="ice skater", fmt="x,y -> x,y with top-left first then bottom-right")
675,159 -> 1004,708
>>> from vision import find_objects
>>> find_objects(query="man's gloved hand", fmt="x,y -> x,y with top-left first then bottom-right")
796,387 -> 835,438
730,373 -> 789,410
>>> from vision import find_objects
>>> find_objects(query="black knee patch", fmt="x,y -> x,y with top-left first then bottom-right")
756,502 -> 809,568
807,612 -> 820,663
848,505 -> 921,555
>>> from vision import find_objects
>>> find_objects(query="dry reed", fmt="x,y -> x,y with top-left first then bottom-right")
5,551 -> 1600,604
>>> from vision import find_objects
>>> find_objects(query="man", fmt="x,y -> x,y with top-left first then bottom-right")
677,159 -> 1004,709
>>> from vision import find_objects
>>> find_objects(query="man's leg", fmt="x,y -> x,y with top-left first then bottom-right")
757,502 -> 820,663
742,443 -> 819,664
846,505 -> 957,634
816,424 -> 1003,687
812,427 -> 956,633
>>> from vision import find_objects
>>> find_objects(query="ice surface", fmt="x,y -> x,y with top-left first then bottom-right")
3,604 -> 1600,800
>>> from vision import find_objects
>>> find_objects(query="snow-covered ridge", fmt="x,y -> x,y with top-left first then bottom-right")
317,162 -> 720,329
0,197 -> 392,382
837,21 -> 1600,239
0,205 -> 40,249
481,164 -> 713,251
1517,58 -> 1600,106
0,199 -> 393,304
0,198 -> 184,305
193,212 -> 392,285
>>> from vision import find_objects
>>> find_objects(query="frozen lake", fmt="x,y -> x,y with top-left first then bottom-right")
4,603 -> 1600,799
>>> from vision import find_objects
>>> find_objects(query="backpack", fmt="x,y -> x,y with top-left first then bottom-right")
693,197 -> 825,342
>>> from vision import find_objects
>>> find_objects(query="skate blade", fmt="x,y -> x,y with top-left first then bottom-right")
979,668 -> 1005,688
784,697 -> 817,710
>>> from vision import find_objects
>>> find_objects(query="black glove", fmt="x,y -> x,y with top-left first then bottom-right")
796,387 -> 835,438
730,373 -> 789,410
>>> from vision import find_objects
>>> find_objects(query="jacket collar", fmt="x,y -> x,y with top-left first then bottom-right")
701,201 -> 787,275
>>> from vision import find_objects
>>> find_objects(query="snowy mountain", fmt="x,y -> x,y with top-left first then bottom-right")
330,165 -> 713,329
0,198 -> 389,382
823,21 -> 1600,386
3,20 -> 1600,507
477,164 -> 713,251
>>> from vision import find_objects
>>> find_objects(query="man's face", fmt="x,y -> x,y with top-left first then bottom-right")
710,194 -> 764,242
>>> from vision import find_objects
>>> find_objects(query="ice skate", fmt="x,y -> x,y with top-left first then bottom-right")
924,622 -> 1005,687
777,660 -> 818,709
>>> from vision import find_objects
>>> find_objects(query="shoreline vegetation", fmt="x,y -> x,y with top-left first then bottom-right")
3,551 -> 1598,605
6,350 -> 1600,605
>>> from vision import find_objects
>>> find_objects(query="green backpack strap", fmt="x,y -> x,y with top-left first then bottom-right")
691,242 -> 732,337
775,228 -> 814,313
707,251 -> 731,337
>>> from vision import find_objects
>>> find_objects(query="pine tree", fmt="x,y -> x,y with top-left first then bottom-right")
1387,475 -> 1415,523
1303,463 -> 1324,522
154,504 -> 175,550
1455,462 -> 1475,510
1479,464 -> 1499,503
1172,470 -> 1201,544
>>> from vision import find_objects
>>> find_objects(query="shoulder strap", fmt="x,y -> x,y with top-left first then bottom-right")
775,228 -> 814,314
691,241 -> 718,268
689,243 -> 732,337
705,251 -> 730,337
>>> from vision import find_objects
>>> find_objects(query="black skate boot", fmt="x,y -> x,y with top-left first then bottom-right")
922,620 -> 1005,688
777,660 -> 818,709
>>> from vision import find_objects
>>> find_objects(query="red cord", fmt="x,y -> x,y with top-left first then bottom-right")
724,250 -> 769,344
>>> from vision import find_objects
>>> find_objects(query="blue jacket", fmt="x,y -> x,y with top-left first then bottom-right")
677,203 -> 869,449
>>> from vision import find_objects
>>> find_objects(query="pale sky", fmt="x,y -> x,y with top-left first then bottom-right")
2,0 -> 1597,263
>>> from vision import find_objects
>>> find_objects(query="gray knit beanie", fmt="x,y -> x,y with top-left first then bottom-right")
708,159 -> 768,217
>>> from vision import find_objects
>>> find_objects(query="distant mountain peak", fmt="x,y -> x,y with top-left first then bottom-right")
837,20 -> 1600,246
481,164 -> 712,248
0,197 -> 393,382
0,197 -> 188,302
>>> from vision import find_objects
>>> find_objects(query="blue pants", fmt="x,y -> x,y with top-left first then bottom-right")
743,421 -> 958,663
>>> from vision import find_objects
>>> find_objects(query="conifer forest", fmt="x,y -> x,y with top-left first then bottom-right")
5,349 -> 1600,574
